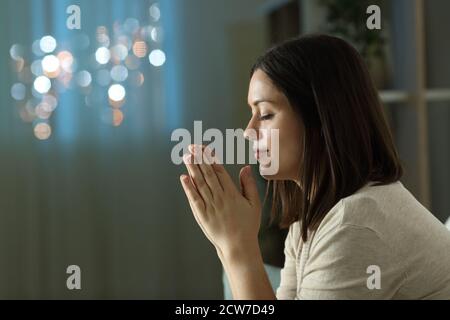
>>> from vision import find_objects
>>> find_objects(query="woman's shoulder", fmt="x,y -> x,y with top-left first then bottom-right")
315,180 -> 415,236
286,181 -> 400,243
288,180 -> 439,249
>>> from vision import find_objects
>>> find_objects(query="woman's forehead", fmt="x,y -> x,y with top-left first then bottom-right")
248,70 -> 282,104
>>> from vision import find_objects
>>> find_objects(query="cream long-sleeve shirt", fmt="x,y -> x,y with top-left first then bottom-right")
276,181 -> 450,299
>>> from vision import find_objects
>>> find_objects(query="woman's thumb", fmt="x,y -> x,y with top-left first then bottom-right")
239,165 -> 260,206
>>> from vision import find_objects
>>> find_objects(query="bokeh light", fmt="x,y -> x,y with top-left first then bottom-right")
57,72 -> 73,88
111,44 -> 128,61
132,41 -> 147,58
96,26 -> 110,47
130,71 -> 145,87
41,94 -> 58,112
95,47 -> 111,65
124,18 -> 140,34
32,40 -> 45,57
151,27 -> 163,42
76,70 -> 92,87
33,76 -> 51,94
110,65 -> 128,82
35,103 -> 52,120
42,55 -> 60,74
149,3 -> 161,22
33,122 -> 52,140
108,84 -> 126,102
140,25 -> 154,42
10,44 -> 24,60
31,60 -> 44,76
9,13 -> 165,136
125,55 -> 141,70
40,35 -> 57,53
112,109 -> 124,126
57,51 -> 74,73
117,35 -> 132,51
11,83 -> 26,101
149,49 -> 166,67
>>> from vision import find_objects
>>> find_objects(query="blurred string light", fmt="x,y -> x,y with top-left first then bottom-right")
149,49 -> 165,67
57,51 -> 74,73
10,44 -> 26,73
96,26 -> 110,47
132,41 -> 147,58
149,3 -> 161,22
112,109 -> 124,126
95,47 -> 111,64
130,71 -> 145,87
40,35 -> 57,53
76,70 -> 92,88
111,44 -> 128,62
32,40 -> 45,57
42,94 -> 58,112
151,27 -> 163,43
124,18 -> 140,34
34,122 -> 52,140
140,25 -> 153,42
9,2 -> 165,138
110,65 -> 128,82
108,84 -> 126,102
10,44 -> 24,60
31,60 -> 43,76
100,108 -> 124,126
125,55 -> 141,70
34,76 -> 51,94
42,54 -> 60,76
118,35 -> 132,51
35,102 -> 52,120
11,83 -> 26,101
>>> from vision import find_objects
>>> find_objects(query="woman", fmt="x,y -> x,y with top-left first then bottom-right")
179,34 -> 450,299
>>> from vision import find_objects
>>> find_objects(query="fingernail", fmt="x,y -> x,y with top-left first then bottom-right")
193,145 -> 200,154
183,153 -> 191,163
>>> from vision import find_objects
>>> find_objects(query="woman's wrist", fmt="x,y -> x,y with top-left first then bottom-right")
219,239 -> 262,266
218,240 -> 275,300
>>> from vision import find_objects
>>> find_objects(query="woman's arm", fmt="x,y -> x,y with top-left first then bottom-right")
218,243 -> 276,300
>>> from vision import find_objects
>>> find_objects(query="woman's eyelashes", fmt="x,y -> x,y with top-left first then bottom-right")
259,114 -> 274,121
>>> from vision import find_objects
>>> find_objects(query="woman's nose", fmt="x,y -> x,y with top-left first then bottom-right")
244,118 -> 259,141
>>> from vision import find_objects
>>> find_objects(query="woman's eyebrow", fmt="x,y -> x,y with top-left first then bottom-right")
249,99 -> 274,106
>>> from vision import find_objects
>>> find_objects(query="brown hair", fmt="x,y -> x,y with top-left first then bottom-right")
251,34 -> 403,242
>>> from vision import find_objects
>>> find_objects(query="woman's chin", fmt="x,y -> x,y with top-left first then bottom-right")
257,163 -> 297,181
258,162 -> 279,179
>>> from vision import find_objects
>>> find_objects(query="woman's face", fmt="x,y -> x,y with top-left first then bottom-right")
245,69 -> 304,181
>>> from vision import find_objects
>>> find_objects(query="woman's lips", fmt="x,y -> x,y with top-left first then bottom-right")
254,149 -> 270,163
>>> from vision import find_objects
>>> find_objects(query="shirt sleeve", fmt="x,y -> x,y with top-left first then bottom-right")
298,223 -> 405,299
276,223 -> 299,300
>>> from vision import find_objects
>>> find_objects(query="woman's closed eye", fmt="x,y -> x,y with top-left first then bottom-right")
259,114 -> 274,121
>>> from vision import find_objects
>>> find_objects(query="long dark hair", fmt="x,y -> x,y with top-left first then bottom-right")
251,34 -> 403,242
